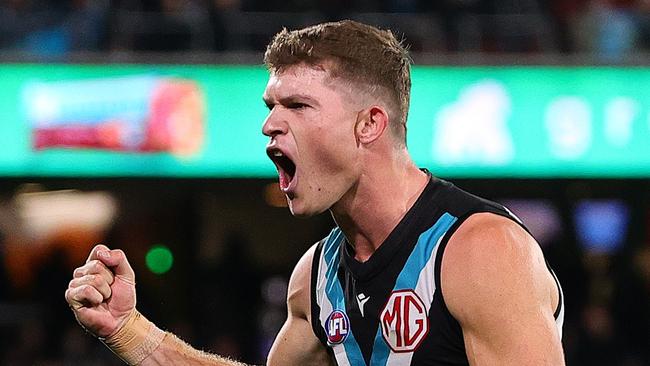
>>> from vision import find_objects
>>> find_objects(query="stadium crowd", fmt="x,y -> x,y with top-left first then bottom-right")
0,0 -> 650,59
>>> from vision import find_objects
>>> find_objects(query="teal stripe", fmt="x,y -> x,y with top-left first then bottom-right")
395,213 -> 457,290
369,213 -> 457,366
323,228 -> 367,366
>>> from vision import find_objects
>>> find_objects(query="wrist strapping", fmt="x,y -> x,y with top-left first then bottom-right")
101,310 -> 166,365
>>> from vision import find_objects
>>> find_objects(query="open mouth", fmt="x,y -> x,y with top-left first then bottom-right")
268,149 -> 296,191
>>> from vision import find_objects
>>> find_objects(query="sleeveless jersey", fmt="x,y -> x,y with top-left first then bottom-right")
310,175 -> 564,366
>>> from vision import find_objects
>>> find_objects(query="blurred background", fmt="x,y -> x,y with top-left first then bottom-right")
1,0 -> 650,365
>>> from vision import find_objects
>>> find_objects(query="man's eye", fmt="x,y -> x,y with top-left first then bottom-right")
288,102 -> 308,109
265,103 -> 274,111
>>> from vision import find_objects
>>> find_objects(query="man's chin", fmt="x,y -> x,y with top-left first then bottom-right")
288,199 -> 326,218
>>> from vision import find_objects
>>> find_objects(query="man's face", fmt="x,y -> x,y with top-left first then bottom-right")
262,63 -> 361,217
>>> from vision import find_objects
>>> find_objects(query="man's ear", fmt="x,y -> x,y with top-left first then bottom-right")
355,106 -> 389,145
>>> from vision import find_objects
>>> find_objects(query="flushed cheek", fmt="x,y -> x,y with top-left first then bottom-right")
310,140 -> 352,173
293,134 -> 356,197
297,166 -> 323,195
292,167 -> 330,206
300,166 -> 345,206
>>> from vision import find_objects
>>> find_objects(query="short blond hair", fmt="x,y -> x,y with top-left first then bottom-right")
264,20 -> 412,144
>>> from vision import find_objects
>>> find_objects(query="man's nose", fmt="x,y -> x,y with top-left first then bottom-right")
262,109 -> 288,137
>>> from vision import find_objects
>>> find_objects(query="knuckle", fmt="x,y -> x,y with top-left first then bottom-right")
88,274 -> 100,286
80,285 -> 94,297
68,279 -> 78,289
89,260 -> 106,274
114,249 -> 125,259
70,287 -> 83,301
95,278 -> 107,291
89,259 -> 101,270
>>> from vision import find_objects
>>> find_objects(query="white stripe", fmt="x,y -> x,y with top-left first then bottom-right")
384,234 -> 446,365
316,237 -> 351,366
333,344 -> 352,366
315,243 -> 328,295
502,205 -> 525,225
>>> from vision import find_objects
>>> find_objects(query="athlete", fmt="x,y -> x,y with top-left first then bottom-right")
65,20 -> 565,365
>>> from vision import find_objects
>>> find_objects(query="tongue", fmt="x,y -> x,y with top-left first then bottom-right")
278,168 -> 291,190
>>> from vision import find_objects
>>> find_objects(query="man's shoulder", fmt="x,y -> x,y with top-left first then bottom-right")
290,243 -> 320,290
438,212 -> 564,363
440,212 -> 555,320
287,243 -> 320,319
445,212 -> 534,256
441,213 -> 543,283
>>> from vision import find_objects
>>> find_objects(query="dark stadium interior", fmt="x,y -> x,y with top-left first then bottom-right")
1,0 -> 649,58
1,177 -> 648,365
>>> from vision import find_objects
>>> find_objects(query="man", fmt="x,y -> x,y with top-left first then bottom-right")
65,20 -> 565,365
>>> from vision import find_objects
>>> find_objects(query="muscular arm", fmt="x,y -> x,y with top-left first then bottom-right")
267,244 -> 333,366
442,213 -> 564,366
140,244 -> 331,366
136,334 -> 245,365
66,244 -> 330,366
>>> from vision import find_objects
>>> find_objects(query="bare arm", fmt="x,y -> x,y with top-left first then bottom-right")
442,213 -> 564,366
136,333 -> 247,366
65,244 -> 330,366
267,244 -> 333,366
140,244 -> 331,366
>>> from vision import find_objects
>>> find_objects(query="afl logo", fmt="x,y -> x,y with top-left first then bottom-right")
380,289 -> 429,352
325,310 -> 350,345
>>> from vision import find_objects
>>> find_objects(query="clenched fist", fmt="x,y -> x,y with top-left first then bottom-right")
65,244 -> 137,339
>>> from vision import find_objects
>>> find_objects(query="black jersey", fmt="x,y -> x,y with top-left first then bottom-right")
310,175 -> 564,366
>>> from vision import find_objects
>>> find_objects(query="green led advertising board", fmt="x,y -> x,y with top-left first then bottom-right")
0,64 -> 649,178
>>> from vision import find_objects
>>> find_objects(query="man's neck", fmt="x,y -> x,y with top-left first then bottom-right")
330,157 -> 429,263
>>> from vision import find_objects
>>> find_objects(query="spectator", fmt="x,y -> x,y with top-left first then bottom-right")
0,0 -> 108,58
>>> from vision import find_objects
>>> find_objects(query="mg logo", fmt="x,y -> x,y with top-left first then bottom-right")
380,289 -> 429,352
325,310 -> 350,345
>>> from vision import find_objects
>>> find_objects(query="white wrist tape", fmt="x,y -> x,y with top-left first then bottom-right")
101,310 -> 166,365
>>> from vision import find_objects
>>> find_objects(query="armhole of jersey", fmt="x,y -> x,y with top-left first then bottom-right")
494,209 -> 564,319
310,238 -> 328,347
547,263 -> 564,319
434,213 -> 472,309
434,210 -> 564,321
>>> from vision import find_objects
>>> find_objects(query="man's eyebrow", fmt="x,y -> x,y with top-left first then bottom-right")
262,94 -> 320,109
277,94 -> 319,106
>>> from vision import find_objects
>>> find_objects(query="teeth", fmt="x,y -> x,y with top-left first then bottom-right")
273,151 -> 283,157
